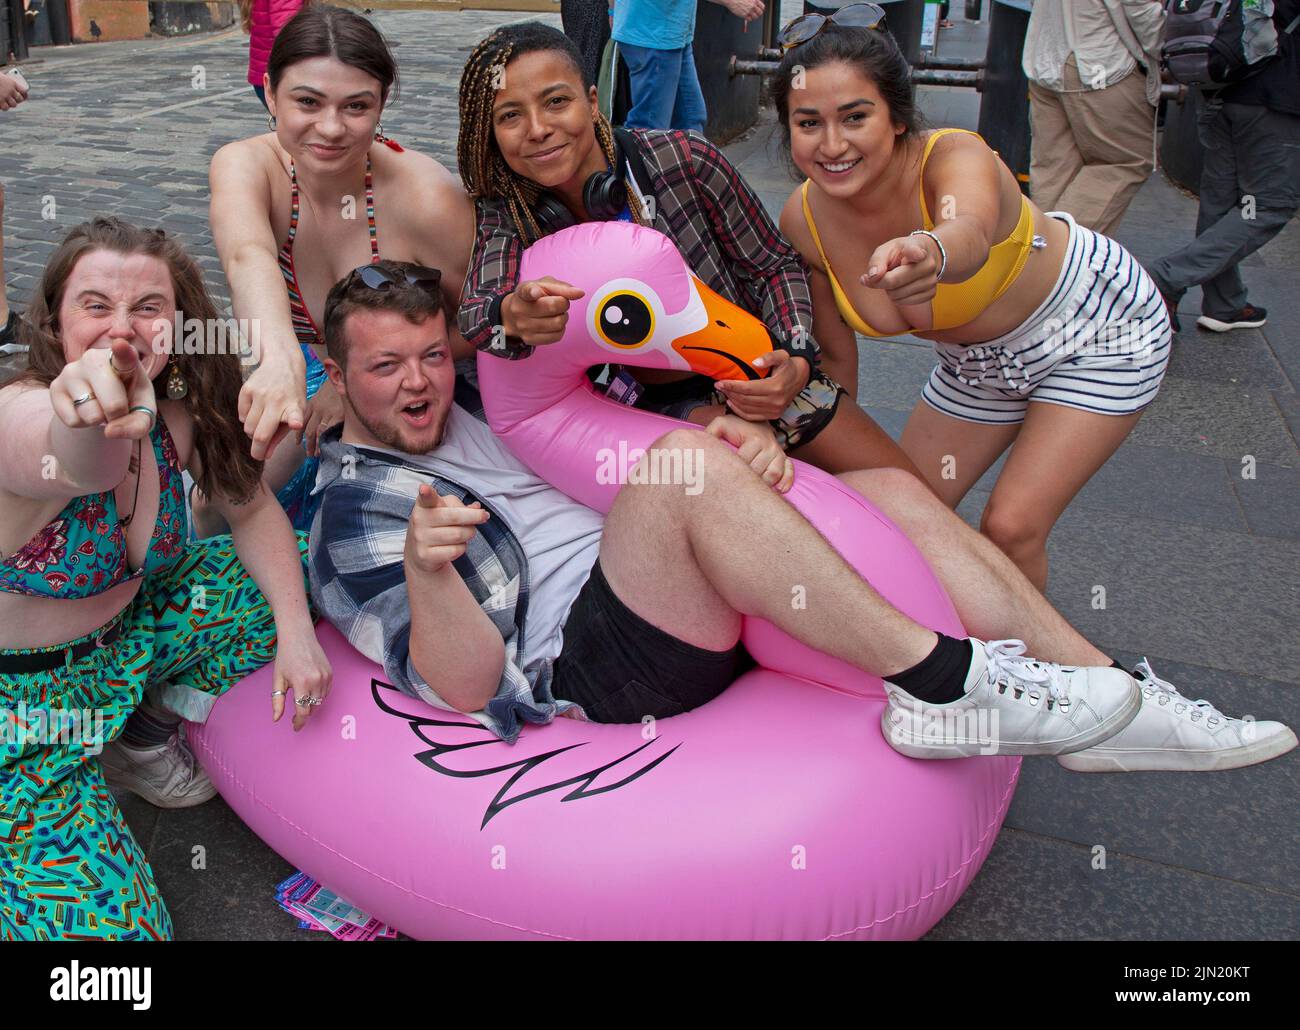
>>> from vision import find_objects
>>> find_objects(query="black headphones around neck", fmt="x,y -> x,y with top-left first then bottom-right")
531,134 -> 632,228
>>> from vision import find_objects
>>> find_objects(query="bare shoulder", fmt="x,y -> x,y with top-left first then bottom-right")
385,147 -> 463,197
0,380 -> 43,419
385,149 -> 475,262
922,128 -> 999,178
210,133 -> 281,180
778,184 -> 819,268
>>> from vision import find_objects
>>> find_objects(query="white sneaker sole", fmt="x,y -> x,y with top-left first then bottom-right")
1196,315 -> 1266,332
883,682 -> 1143,760
1057,726 -> 1298,772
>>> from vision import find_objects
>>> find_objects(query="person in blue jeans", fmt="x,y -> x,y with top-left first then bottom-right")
613,0 -> 764,132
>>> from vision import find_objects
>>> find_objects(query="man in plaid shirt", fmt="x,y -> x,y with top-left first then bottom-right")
305,261 -> 1226,767
460,128 -> 845,450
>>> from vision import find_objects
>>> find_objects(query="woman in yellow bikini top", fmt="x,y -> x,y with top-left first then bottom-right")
798,127 -> 1039,337
768,10 -> 1173,597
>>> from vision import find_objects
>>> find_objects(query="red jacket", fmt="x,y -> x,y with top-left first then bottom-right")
248,0 -> 306,88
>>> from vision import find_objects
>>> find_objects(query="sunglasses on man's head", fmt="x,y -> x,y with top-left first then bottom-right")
350,264 -> 443,295
778,2 -> 888,52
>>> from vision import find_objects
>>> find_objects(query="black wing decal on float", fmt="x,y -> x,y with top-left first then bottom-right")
369,678 -> 679,829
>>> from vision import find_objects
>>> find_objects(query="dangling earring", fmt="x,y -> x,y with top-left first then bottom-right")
166,357 -> 188,400
268,112 -> 277,132
374,121 -> 403,152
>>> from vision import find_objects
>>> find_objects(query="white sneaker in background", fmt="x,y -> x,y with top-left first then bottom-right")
883,638 -> 1142,759
1057,658 -> 1298,772
101,727 -> 217,808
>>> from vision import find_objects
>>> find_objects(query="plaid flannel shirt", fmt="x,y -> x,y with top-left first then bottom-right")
307,369 -> 577,744
458,130 -> 835,445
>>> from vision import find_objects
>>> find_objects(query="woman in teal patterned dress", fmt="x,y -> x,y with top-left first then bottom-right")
0,217 -> 331,940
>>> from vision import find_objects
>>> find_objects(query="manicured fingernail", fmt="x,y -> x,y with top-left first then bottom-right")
867,267 -> 878,278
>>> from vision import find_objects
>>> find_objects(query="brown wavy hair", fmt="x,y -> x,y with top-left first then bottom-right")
267,4 -> 397,103
4,217 -> 263,502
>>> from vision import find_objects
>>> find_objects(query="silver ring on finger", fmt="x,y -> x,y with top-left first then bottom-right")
295,695 -> 312,707
72,392 -> 95,408
271,689 -> 287,698
306,696 -> 323,706
129,405 -> 157,432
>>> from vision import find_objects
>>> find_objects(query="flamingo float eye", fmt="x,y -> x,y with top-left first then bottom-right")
595,292 -> 655,350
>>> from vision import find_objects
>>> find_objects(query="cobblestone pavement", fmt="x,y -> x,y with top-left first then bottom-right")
1,7 -> 1296,940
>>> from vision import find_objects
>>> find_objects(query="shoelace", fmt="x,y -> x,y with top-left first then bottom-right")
1134,659 -> 1223,725
983,639 -> 1068,707
165,731 -> 203,787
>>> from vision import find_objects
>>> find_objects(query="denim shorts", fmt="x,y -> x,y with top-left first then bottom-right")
551,559 -> 750,724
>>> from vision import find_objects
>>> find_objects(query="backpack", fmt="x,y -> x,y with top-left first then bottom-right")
1161,0 -> 1300,87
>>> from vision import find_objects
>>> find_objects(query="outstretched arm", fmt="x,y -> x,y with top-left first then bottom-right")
202,455 -> 330,730
0,340 -> 152,500
405,485 -> 502,713
210,141 -> 307,461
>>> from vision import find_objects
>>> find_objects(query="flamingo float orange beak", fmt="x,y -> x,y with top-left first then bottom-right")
669,275 -> 775,383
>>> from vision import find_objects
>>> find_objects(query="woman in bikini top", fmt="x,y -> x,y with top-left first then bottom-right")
207,4 -> 475,534
771,14 -> 1169,592
0,216 -> 328,699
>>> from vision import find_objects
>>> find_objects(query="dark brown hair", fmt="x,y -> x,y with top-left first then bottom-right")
322,260 -> 445,370
4,217 -> 263,502
457,22 -> 639,245
267,3 -> 397,104
773,25 -> 925,154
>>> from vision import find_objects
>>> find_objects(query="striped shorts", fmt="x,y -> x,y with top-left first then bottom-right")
922,211 -> 1171,425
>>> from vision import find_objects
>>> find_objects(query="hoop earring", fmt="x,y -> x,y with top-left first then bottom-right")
375,120 -> 384,137
166,357 -> 188,401
267,113 -> 276,132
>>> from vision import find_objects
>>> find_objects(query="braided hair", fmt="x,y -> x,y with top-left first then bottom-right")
457,22 -> 644,245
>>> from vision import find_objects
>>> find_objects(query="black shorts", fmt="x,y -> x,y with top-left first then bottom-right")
551,558 -> 751,724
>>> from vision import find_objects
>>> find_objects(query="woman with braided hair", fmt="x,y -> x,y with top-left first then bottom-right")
457,21 -> 922,476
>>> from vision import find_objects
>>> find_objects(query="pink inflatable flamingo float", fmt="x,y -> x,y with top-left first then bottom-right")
190,222 -> 1019,940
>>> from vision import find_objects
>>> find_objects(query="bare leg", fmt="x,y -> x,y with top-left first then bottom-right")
838,467 -> 1110,667
597,429 -> 939,677
790,398 -> 927,483
980,403 -> 1143,590
899,398 -> 1020,508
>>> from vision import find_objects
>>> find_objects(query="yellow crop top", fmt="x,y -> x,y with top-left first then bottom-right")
800,128 -> 1035,337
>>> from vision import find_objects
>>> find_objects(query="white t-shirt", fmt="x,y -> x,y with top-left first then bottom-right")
421,404 -> 604,667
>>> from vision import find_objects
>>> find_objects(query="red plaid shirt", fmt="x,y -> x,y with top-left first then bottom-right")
459,129 -> 818,367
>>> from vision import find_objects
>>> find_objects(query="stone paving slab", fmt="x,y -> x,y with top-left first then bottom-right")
1005,653 -> 1300,897
928,828 -> 1300,941
1044,515 -> 1300,686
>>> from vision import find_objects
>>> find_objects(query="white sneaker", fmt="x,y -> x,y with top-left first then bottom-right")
101,728 -> 217,808
1057,659 -> 1298,772
883,638 -> 1142,759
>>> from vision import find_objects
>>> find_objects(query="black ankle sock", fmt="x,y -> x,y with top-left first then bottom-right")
887,634 -> 973,704
119,701 -> 181,749
1110,659 -> 1126,670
